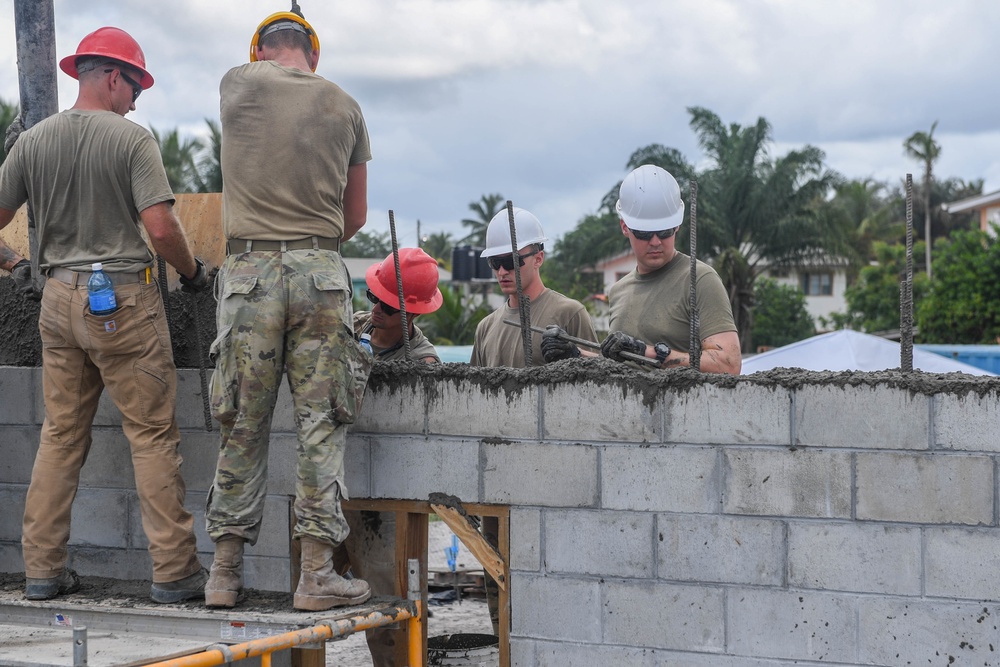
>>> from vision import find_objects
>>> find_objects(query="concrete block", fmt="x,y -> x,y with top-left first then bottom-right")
176,369 -> 218,431
91,388 -> 125,427
602,445 -> 719,513
543,381 -> 659,443
787,522 -> 920,595
657,514 -> 784,586
509,638 -> 535,667
856,452 -> 993,525
651,653 -> 811,666
723,449 -> 852,518
67,490 -> 129,548
933,390 -> 1000,452
178,430 -> 222,493
926,527 -> 1000,599
510,573 -> 601,642
343,433 -> 371,499
859,597 -> 1000,665
354,382 -> 428,435
667,384 -> 790,446
371,436 -> 479,502
0,487 -> 26,542
71,546 -> 151,581
184,491 -> 213,554
533,640 -> 657,666
427,381 -> 537,440
794,384 -> 929,449
483,441 -> 597,507
0,542 -> 23,573
78,430 -> 135,487
0,427 -> 38,485
0,367 -> 35,424
261,433 -> 300,498
543,509 -> 654,578
602,580 -> 725,652
244,554 -> 292,593
727,588 -> 857,662
510,508 -> 540,572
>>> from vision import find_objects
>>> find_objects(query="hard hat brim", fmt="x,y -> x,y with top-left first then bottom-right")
364,262 -> 444,315
616,199 -> 685,232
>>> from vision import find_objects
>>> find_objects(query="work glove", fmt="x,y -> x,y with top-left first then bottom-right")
540,325 -> 580,362
600,330 -> 647,363
180,257 -> 210,293
11,258 -> 41,301
4,116 -> 24,155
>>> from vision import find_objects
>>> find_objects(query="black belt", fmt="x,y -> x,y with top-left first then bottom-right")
48,266 -> 151,287
226,236 -> 341,255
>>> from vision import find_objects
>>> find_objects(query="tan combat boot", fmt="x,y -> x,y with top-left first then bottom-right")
205,536 -> 244,608
294,536 -> 371,611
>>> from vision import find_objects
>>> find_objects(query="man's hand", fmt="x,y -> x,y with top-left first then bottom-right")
11,258 -> 41,301
600,331 -> 647,362
540,325 -> 581,362
179,257 -> 210,293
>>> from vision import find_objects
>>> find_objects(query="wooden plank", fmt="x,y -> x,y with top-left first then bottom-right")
430,503 -> 506,592
397,511 -> 429,667
498,511 -> 510,667
344,498 -> 507,517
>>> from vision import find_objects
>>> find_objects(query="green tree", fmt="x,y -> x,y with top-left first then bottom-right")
0,99 -> 19,167
542,211 -> 623,300
197,118 -> 222,193
459,193 -> 505,247
421,231 -> 455,269
917,229 -> 1000,343
419,283 -> 490,345
751,278 -> 815,349
342,230 -> 392,258
825,241 -> 929,334
904,121 -> 941,279
151,126 -> 204,193
820,178 -> 902,269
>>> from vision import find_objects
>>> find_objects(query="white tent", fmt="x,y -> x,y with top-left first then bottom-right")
742,330 -> 996,375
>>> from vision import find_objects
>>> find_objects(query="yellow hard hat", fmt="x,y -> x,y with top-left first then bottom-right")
249,11 -> 320,71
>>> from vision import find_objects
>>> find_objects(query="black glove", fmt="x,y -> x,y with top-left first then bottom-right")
600,330 -> 647,362
11,258 -> 41,301
4,116 -> 24,155
180,257 -> 209,293
540,325 -> 581,362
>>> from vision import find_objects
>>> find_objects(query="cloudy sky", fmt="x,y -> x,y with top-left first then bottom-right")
1,0 -> 998,248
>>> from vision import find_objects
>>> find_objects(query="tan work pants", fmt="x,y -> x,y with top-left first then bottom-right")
21,277 -> 200,583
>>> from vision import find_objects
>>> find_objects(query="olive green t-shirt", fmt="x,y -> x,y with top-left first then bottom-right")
470,288 -> 598,368
353,311 -> 440,362
0,110 -> 172,272
220,61 -> 371,241
609,252 -> 736,351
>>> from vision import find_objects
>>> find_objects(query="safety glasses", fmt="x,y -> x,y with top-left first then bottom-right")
105,68 -> 142,103
366,289 -> 399,315
629,227 -> 676,241
487,249 -> 539,272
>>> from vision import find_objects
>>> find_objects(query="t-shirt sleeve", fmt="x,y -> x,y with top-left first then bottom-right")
350,111 -> 372,166
0,142 -> 28,211
566,304 -> 599,344
129,132 -> 175,212
695,269 -> 737,339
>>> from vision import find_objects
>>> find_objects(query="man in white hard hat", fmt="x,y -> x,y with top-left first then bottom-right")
592,164 -> 740,374
470,207 -> 598,367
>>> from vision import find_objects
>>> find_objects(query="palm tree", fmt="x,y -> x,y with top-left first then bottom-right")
197,118 -> 222,193
903,121 -> 941,279
459,193 -> 505,247
0,98 -> 20,167
151,126 -> 204,193
421,231 -> 454,269
822,178 -> 903,269
419,283 -> 490,345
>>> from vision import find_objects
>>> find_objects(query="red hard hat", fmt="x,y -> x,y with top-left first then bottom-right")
365,248 -> 444,315
59,27 -> 154,89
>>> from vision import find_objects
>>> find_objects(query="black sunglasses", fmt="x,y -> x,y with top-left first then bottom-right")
487,249 -> 539,272
366,289 -> 399,315
628,227 -> 676,241
106,68 -> 142,103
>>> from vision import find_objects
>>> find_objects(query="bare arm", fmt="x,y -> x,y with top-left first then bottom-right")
139,201 -> 197,279
662,330 -> 742,375
0,207 -> 24,272
341,162 -> 368,242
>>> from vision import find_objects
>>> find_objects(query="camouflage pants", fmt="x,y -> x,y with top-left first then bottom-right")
205,248 -> 357,546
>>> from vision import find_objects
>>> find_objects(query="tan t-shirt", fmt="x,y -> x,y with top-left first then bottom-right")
353,311 -> 439,362
470,288 -> 598,368
220,61 -> 371,241
609,252 -> 736,351
0,110 -> 172,272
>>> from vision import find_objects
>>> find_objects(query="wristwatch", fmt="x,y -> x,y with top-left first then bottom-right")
653,342 -> 671,366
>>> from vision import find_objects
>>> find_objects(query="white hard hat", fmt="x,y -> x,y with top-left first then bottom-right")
481,207 -> 549,258
616,165 -> 685,231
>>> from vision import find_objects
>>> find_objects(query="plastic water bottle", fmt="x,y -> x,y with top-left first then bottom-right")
359,334 -> 374,357
87,262 -> 117,315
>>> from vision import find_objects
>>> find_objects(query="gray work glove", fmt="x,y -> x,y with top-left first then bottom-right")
540,325 -> 580,362
4,116 -> 24,155
179,257 -> 210,293
11,258 -> 41,301
600,330 -> 647,362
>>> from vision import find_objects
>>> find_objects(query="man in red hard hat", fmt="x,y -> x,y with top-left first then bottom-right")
0,26 -> 210,602
203,9 -> 373,612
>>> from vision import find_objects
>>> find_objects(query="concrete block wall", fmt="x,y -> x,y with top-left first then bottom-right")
3,364 -> 1000,665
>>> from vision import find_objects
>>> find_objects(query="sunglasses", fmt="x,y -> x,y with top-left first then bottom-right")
106,68 -> 142,103
487,249 -> 539,272
629,227 -> 676,241
366,289 -> 399,315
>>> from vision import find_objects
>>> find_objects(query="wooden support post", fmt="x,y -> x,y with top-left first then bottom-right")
396,511 -> 429,666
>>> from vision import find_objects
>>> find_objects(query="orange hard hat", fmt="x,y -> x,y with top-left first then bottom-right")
250,11 -> 320,71
59,27 -> 154,89
365,248 -> 444,315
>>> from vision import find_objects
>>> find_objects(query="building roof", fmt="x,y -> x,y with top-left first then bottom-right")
941,189 -> 1000,214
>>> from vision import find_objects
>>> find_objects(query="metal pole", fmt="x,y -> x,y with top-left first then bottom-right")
13,0 -> 58,295
73,625 -> 87,666
407,558 -> 423,667
900,174 -> 914,372
388,210 -> 411,359
688,180 -> 701,371
506,201 -> 532,365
